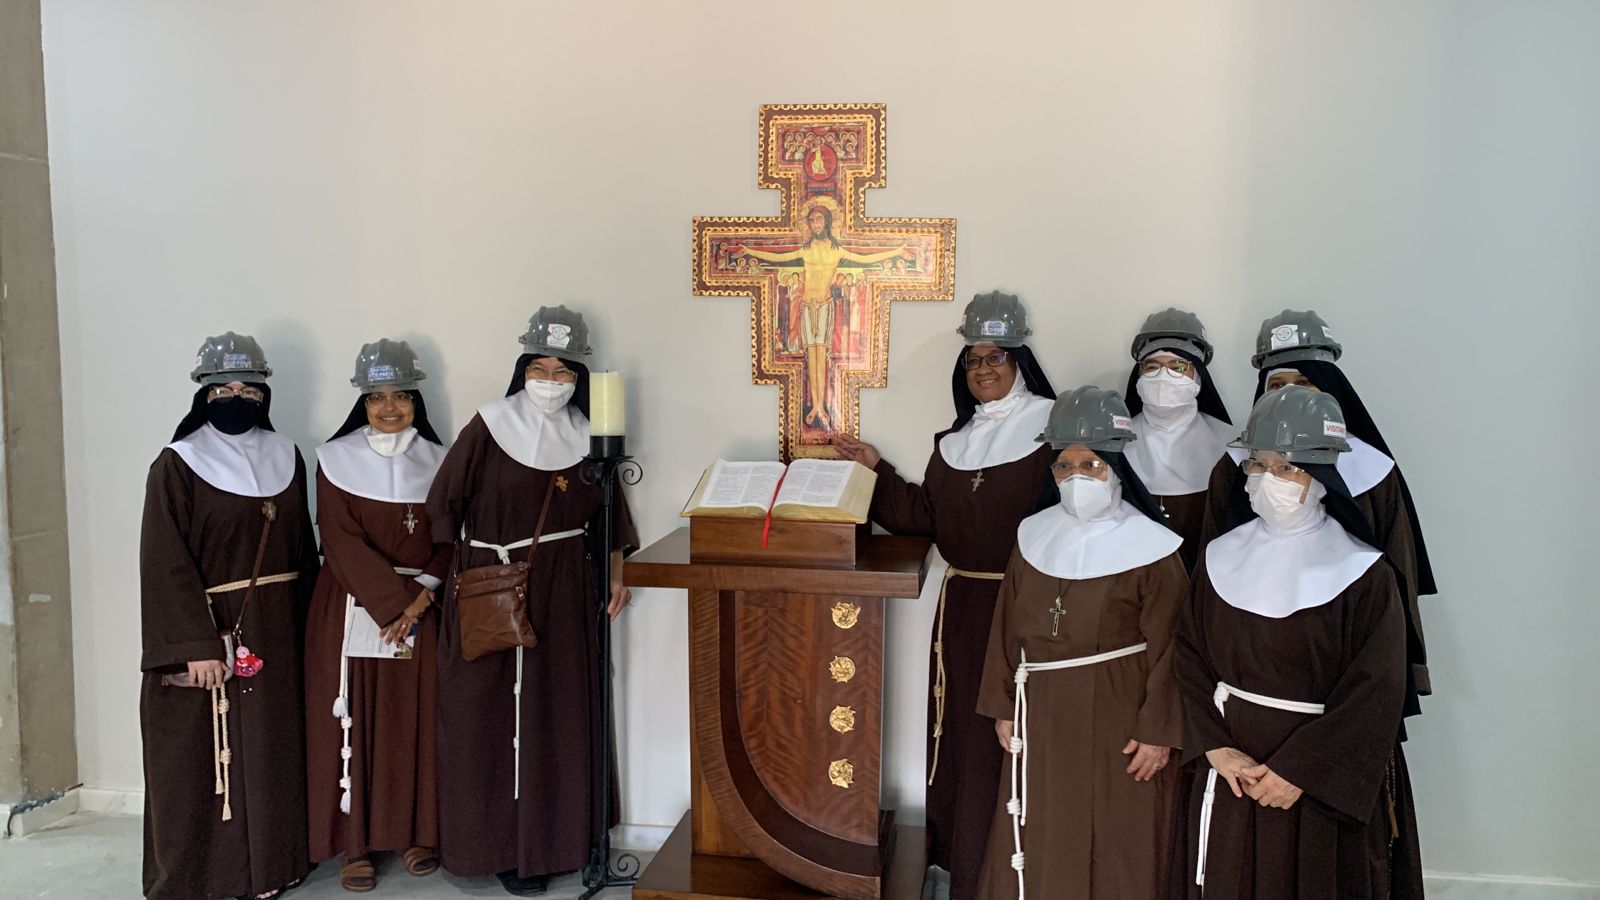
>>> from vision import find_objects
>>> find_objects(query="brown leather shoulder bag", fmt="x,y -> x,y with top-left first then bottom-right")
454,477 -> 557,662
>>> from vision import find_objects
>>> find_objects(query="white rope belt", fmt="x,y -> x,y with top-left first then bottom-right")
468,528 -> 585,565
928,566 -> 1006,787
333,565 -> 425,815
1007,642 -> 1148,898
1195,681 -> 1326,890
466,528 -> 583,801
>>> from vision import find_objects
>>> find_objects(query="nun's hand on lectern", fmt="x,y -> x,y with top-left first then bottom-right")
831,435 -> 880,468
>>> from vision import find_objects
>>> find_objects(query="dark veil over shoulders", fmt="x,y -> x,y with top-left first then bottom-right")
1253,360 -> 1434,594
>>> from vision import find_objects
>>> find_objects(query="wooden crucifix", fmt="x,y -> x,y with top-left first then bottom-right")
693,103 -> 957,460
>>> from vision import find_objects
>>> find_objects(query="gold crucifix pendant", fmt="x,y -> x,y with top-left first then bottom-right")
970,470 -> 985,492
1049,596 -> 1065,637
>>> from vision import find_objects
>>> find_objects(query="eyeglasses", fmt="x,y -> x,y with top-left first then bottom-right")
961,350 -> 1010,371
1139,358 -> 1193,377
526,366 -> 578,383
1051,458 -> 1107,477
364,390 -> 414,408
1240,458 -> 1306,478
207,385 -> 264,403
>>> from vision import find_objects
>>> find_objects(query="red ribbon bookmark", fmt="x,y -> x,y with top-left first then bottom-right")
760,469 -> 789,549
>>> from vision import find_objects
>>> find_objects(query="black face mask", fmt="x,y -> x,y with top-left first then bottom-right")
205,397 -> 263,435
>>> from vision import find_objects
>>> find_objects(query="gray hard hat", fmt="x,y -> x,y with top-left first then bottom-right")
350,338 -> 426,392
190,332 -> 272,384
956,291 -> 1032,348
1036,386 -> 1137,451
519,305 -> 593,358
1251,309 -> 1343,369
1131,308 -> 1213,364
1230,384 -> 1351,463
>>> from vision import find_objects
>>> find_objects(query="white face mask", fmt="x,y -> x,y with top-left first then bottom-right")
1246,471 -> 1324,531
524,378 -> 576,413
1058,473 -> 1117,520
1136,368 -> 1201,410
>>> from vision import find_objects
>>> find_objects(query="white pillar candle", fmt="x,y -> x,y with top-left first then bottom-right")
589,371 -> 626,436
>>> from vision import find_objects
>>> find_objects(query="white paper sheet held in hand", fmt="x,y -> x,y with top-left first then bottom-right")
342,595 -> 416,660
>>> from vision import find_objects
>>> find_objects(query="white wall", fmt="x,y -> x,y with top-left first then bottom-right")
41,0 -> 1599,885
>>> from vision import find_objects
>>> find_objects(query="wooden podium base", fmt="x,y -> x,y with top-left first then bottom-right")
634,813 -> 928,900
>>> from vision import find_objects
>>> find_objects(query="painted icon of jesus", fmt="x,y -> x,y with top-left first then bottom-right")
730,199 -> 913,432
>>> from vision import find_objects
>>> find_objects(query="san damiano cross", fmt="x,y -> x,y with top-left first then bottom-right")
693,103 -> 957,460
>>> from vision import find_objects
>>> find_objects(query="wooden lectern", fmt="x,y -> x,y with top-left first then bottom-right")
626,518 -> 931,900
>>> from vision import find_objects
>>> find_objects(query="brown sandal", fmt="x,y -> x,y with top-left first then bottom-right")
339,857 -> 377,893
403,846 -> 439,877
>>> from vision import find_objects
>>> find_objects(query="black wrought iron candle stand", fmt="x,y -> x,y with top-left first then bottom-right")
579,433 -> 642,899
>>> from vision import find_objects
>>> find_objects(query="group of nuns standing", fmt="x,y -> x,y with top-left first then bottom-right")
138,305 -> 634,900
835,294 -> 1436,900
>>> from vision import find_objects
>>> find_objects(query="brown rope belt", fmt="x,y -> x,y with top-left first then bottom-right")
927,565 -> 1006,786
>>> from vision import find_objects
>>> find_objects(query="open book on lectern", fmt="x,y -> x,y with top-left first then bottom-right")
680,458 -> 877,524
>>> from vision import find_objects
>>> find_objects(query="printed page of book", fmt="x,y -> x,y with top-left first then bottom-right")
772,458 -> 855,508
698,459 -> 787,509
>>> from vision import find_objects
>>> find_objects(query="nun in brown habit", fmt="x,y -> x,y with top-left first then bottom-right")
425,307 -> 637,897
1198,311 -> 1432,897
140,333 -> 320,899
1176,387 -> 1411,900
834,292 -> 1056,900
974,387 -> 1188,900
304,340 -> 451,891
1121,309 -> 1235,570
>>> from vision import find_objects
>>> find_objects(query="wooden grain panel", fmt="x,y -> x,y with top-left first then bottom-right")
690,585 -> 882,898
735,591 -> 882,845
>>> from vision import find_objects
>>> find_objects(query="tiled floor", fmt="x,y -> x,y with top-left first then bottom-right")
0,813 -> 644,899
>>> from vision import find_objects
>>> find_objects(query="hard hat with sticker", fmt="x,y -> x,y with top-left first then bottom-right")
1036,386 -> 1138,451
957,292 -> 1032,348
350,339 -> 427,392
1251,309 -> 1343,369
1230,384 -> 1351,463
520,305 -> 594,358
1129,308 -> 1214,364
191,332 -> 273,385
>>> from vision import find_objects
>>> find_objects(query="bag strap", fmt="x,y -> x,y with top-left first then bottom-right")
522,475 -> 560,567
229,500 -> 277,642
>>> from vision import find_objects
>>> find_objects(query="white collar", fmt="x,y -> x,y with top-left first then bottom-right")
168,425 -> 297,498
938,380 -> 1055,471
1017,500 -> 1183,580
1224,435 -> 1393,497
478,390 -> 589,471
1204,512 -> 1382,617
1126,411 -> 1234,496
315,427 -> 446,504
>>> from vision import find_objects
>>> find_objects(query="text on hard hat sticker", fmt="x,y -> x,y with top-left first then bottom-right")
980,320 -> 1008,337
1112,415 -> 1132,431
546,324 -> 573,349
1269,325 -> 1300,350
1323,421 -> 1347,438
223,353 -> 254,369
368,364 -> 398,382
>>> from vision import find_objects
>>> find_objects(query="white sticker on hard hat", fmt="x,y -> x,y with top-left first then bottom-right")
546,324 -> 573,349
1323,421 -> 1347,438
1321,326 -> 1335,339
1270,325 -> 1300,350
368,364 -> 398,382
1112,415 -> 1132,431
223,352 -> 253,369
981,319 -> 1008,337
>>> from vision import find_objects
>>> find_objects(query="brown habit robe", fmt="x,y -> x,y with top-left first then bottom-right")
1174,557 -> 1408,900
1154,480 -> 1215,572
425,414 -> 638,878
140,448 -> 320,900
871,441 -> 1055,900
304,470 -> 451,863
974,548 -> 1188,900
